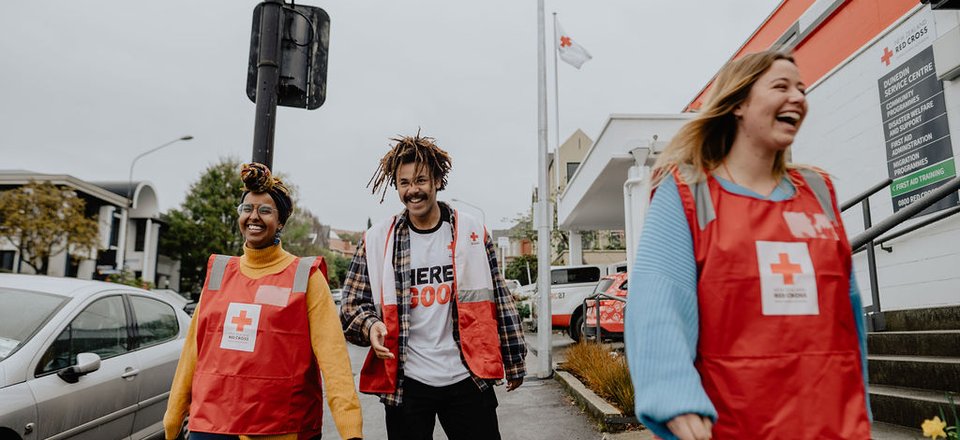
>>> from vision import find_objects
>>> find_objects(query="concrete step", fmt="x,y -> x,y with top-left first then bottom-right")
882,306 -> 960,331
870,384 -> 960,434
871,421 -> 925,439
868,355 -> 960,393
868,330 -> 960,357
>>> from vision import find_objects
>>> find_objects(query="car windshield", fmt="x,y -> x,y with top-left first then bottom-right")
0,288 -> 68,361
593,278 -> 615,295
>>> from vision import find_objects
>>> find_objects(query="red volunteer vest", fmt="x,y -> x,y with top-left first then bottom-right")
358,211 -> 504,394
189,254 -> 327,436
675,168 -> 869,439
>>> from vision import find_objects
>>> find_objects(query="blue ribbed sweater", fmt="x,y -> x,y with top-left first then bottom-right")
625,174 -> 869,440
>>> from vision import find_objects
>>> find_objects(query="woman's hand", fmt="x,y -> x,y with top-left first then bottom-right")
369,321 -> 394,359
666,413 -> 713,440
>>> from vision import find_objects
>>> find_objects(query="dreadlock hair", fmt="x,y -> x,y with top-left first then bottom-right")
367,132 -> 453,203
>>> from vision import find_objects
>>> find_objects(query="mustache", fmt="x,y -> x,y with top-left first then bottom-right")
404,192 -> 426,203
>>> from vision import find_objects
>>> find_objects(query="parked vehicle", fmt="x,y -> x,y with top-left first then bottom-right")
583,272 -> 628,340
503,279 -> 522,297
531,262 -> 626,341
0,274 -> 192,440
330,288 -> 343,305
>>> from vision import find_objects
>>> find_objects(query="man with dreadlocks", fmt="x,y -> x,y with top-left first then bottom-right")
340,133 -> 526,440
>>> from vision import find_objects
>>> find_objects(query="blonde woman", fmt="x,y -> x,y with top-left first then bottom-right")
625,51 -> 870,439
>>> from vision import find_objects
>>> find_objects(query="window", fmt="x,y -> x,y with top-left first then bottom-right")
551,267 -> 601,285
109,213 -> 121,248
36,296 -> 129,375
0,250 -> 15,272
134,219 -> 146,252
64,253 -> 80,278
593,278 -> 615,295
566,162 -> 581,183
0,289 -> 67,361
130,296 -> 179,348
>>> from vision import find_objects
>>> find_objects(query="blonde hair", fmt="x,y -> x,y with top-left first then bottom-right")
652,50 -> 799,187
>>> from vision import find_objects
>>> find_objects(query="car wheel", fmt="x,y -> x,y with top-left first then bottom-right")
569,311 -> 584,342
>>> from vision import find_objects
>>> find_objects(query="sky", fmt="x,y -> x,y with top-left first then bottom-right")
1,0 -> 780,232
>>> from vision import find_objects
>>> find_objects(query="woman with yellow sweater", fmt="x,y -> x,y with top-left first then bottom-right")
163,163 -> 363,440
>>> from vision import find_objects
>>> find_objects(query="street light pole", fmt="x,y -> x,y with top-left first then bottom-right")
450,198 -> 486,225
127,135 -> 195,202
119,135 -> 193,273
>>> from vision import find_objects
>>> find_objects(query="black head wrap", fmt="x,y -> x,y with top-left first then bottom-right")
240,162 -> 293,225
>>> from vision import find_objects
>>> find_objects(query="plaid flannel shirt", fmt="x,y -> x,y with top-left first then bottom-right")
340,203 -> 527,406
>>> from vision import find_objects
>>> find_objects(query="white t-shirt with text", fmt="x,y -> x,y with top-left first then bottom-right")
404,220 -> 471,386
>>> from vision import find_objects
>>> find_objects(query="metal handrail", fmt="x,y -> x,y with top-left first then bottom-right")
853,205 -> 960,254
581,292 -> 626,343
842,175 -> 960,331
850,176 -> 960,250
841,178 -> 892,212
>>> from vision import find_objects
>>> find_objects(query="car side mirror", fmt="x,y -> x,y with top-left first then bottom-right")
57,352 -> 101,383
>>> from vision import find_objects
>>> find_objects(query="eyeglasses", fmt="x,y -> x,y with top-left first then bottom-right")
237,203 -> 277,216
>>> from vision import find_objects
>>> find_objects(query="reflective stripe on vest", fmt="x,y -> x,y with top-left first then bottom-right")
206,254 -> 231,291
458,288 -> 494,303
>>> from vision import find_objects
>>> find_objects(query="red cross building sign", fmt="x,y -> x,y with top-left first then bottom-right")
881,47 -> 894,66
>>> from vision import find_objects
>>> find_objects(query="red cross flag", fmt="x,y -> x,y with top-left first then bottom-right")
556,20 -> 592,69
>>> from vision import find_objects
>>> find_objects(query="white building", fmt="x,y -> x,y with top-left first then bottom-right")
559,1 -> 960,312
0,170 -> 179,290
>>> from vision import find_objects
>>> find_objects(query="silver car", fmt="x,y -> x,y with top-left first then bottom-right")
0,274 -> 191,440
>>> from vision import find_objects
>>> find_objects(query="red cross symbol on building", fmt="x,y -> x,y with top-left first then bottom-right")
770,253 -> 802,285
470,232 -> 479,243
231,310 -> 253,331
881,47 -> 894,66
560,36 -> 572,48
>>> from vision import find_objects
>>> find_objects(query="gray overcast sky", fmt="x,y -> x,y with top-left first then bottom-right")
1,1 -> 778,232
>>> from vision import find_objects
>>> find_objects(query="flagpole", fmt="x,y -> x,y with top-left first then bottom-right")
552,12 -> 561,196
536,0 -> 553,379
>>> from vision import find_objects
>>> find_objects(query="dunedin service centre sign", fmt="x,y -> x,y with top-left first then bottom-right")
877,8 -> 959,214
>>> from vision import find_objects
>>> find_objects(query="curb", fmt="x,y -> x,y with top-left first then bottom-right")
554,370 -> 638,432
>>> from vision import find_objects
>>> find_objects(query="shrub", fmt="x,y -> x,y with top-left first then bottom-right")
562,341 -> 634,415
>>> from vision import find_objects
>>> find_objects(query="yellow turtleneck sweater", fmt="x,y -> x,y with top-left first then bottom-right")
163,244 -> 363,440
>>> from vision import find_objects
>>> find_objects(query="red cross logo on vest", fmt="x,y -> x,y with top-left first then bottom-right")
232,310 -> 253,331
881,47 -> 893,66
770,253 -> 802,285
470,232 -> 479,244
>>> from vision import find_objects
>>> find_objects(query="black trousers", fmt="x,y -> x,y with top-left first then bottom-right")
384,376 -> 501,440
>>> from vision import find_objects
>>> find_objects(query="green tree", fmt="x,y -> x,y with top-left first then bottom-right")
282,206 -> 351,289
106,268 -> 154,289
159,158 -> 244,295
0,181 -> 99,274
283,207 -> 325,257
504,254 -> 538,285
319,249 -> 351,289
